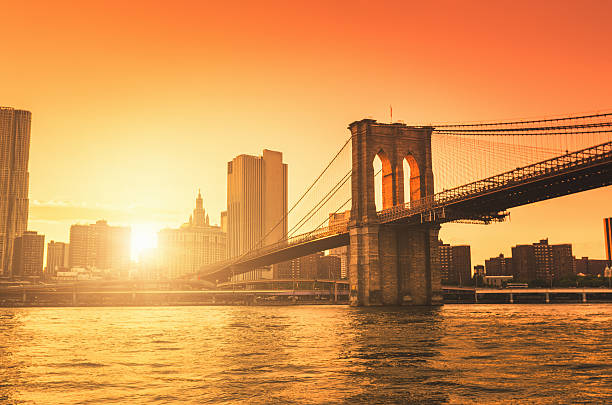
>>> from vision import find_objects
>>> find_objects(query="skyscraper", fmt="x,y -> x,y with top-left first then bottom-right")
0,107 -> 32,277
227,149 -> 288,258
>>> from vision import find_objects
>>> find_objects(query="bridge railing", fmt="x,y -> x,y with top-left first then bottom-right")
378,141 -> 612,223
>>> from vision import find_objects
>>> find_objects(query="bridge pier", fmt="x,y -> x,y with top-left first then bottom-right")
349,223 -> 442,306
348,118 -> 439,307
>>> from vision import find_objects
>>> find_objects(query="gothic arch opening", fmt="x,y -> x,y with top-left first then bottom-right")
373,150 -> 393,211
403,154 -> 421,203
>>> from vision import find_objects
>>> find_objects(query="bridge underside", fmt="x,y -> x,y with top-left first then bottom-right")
200,232 -> 349,282
401,155 -> 612,225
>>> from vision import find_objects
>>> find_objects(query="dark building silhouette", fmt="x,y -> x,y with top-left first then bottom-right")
452,245 -> 472,285
485,254 -> 513,276
12,231 -> 44,278
439,242 -> 451,282
512,239 -> 574,282
439,241 -> 472,285
574,257 -> 608,276
0,107 -> 32,277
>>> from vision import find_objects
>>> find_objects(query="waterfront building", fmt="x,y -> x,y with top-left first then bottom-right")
452,245 -> 472,285
605,217 -> 612,263
485,254 -> 513,276
0,107 -> 32,277
157,191 -> 227,279
69,220 -> 131,276
46,241 -> 69,276
439,241 -> 452,283
483,275 -> 513,287
438,241 -> 472,285
12,231 -> 44,279
511,239 -> 574,283
473,265 -> 485,277
574,257 -> 608,276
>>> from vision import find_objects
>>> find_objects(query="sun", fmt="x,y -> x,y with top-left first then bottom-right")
130,224 -> 158,261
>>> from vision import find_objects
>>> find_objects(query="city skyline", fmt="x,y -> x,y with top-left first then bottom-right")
2,1 -> 611,266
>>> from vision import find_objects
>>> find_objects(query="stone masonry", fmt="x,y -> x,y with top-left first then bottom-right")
348,119 -> 442,306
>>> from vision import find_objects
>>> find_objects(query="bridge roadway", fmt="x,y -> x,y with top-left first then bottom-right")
198,141 -> 612,282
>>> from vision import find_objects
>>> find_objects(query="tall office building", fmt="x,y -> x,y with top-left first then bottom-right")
12,231 -> 44,279
69,220 -> 131,275
46,241 -> 70,275
227,149 -> 288,258
157,192 -> 227,279
0,107 -> 32,277
605,217 -> 612,263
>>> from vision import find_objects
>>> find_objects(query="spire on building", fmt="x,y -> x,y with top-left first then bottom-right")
192,188 -> 207,227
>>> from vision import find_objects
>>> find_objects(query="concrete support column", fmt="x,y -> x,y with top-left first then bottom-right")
72,288 -> 77,306
545,292 -> 550,303
22,289 -> 27,304
582,292 -> 587,303
509,293 -> 514,304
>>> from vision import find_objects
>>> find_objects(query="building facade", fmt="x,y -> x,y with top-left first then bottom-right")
574,257 -> 608,276
157,192 -> 227,279
46,241 -> 70,276
227,149 -> 288,258
438,241 -> 472,285
0,107 -> 32,277
485,253 -> 513,276
511,239 -> 574,283
12,231 -> 44,278
69,220 -> 131,275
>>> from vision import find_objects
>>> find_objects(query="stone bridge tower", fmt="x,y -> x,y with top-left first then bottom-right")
348,119 -> 442,306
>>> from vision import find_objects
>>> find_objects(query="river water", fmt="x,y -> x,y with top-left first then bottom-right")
1,304 -> 611,404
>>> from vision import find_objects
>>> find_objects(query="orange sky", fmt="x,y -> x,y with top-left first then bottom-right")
1,0 -> 611,264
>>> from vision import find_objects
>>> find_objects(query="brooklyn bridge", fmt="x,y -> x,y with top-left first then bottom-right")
197,113 -> 612,306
